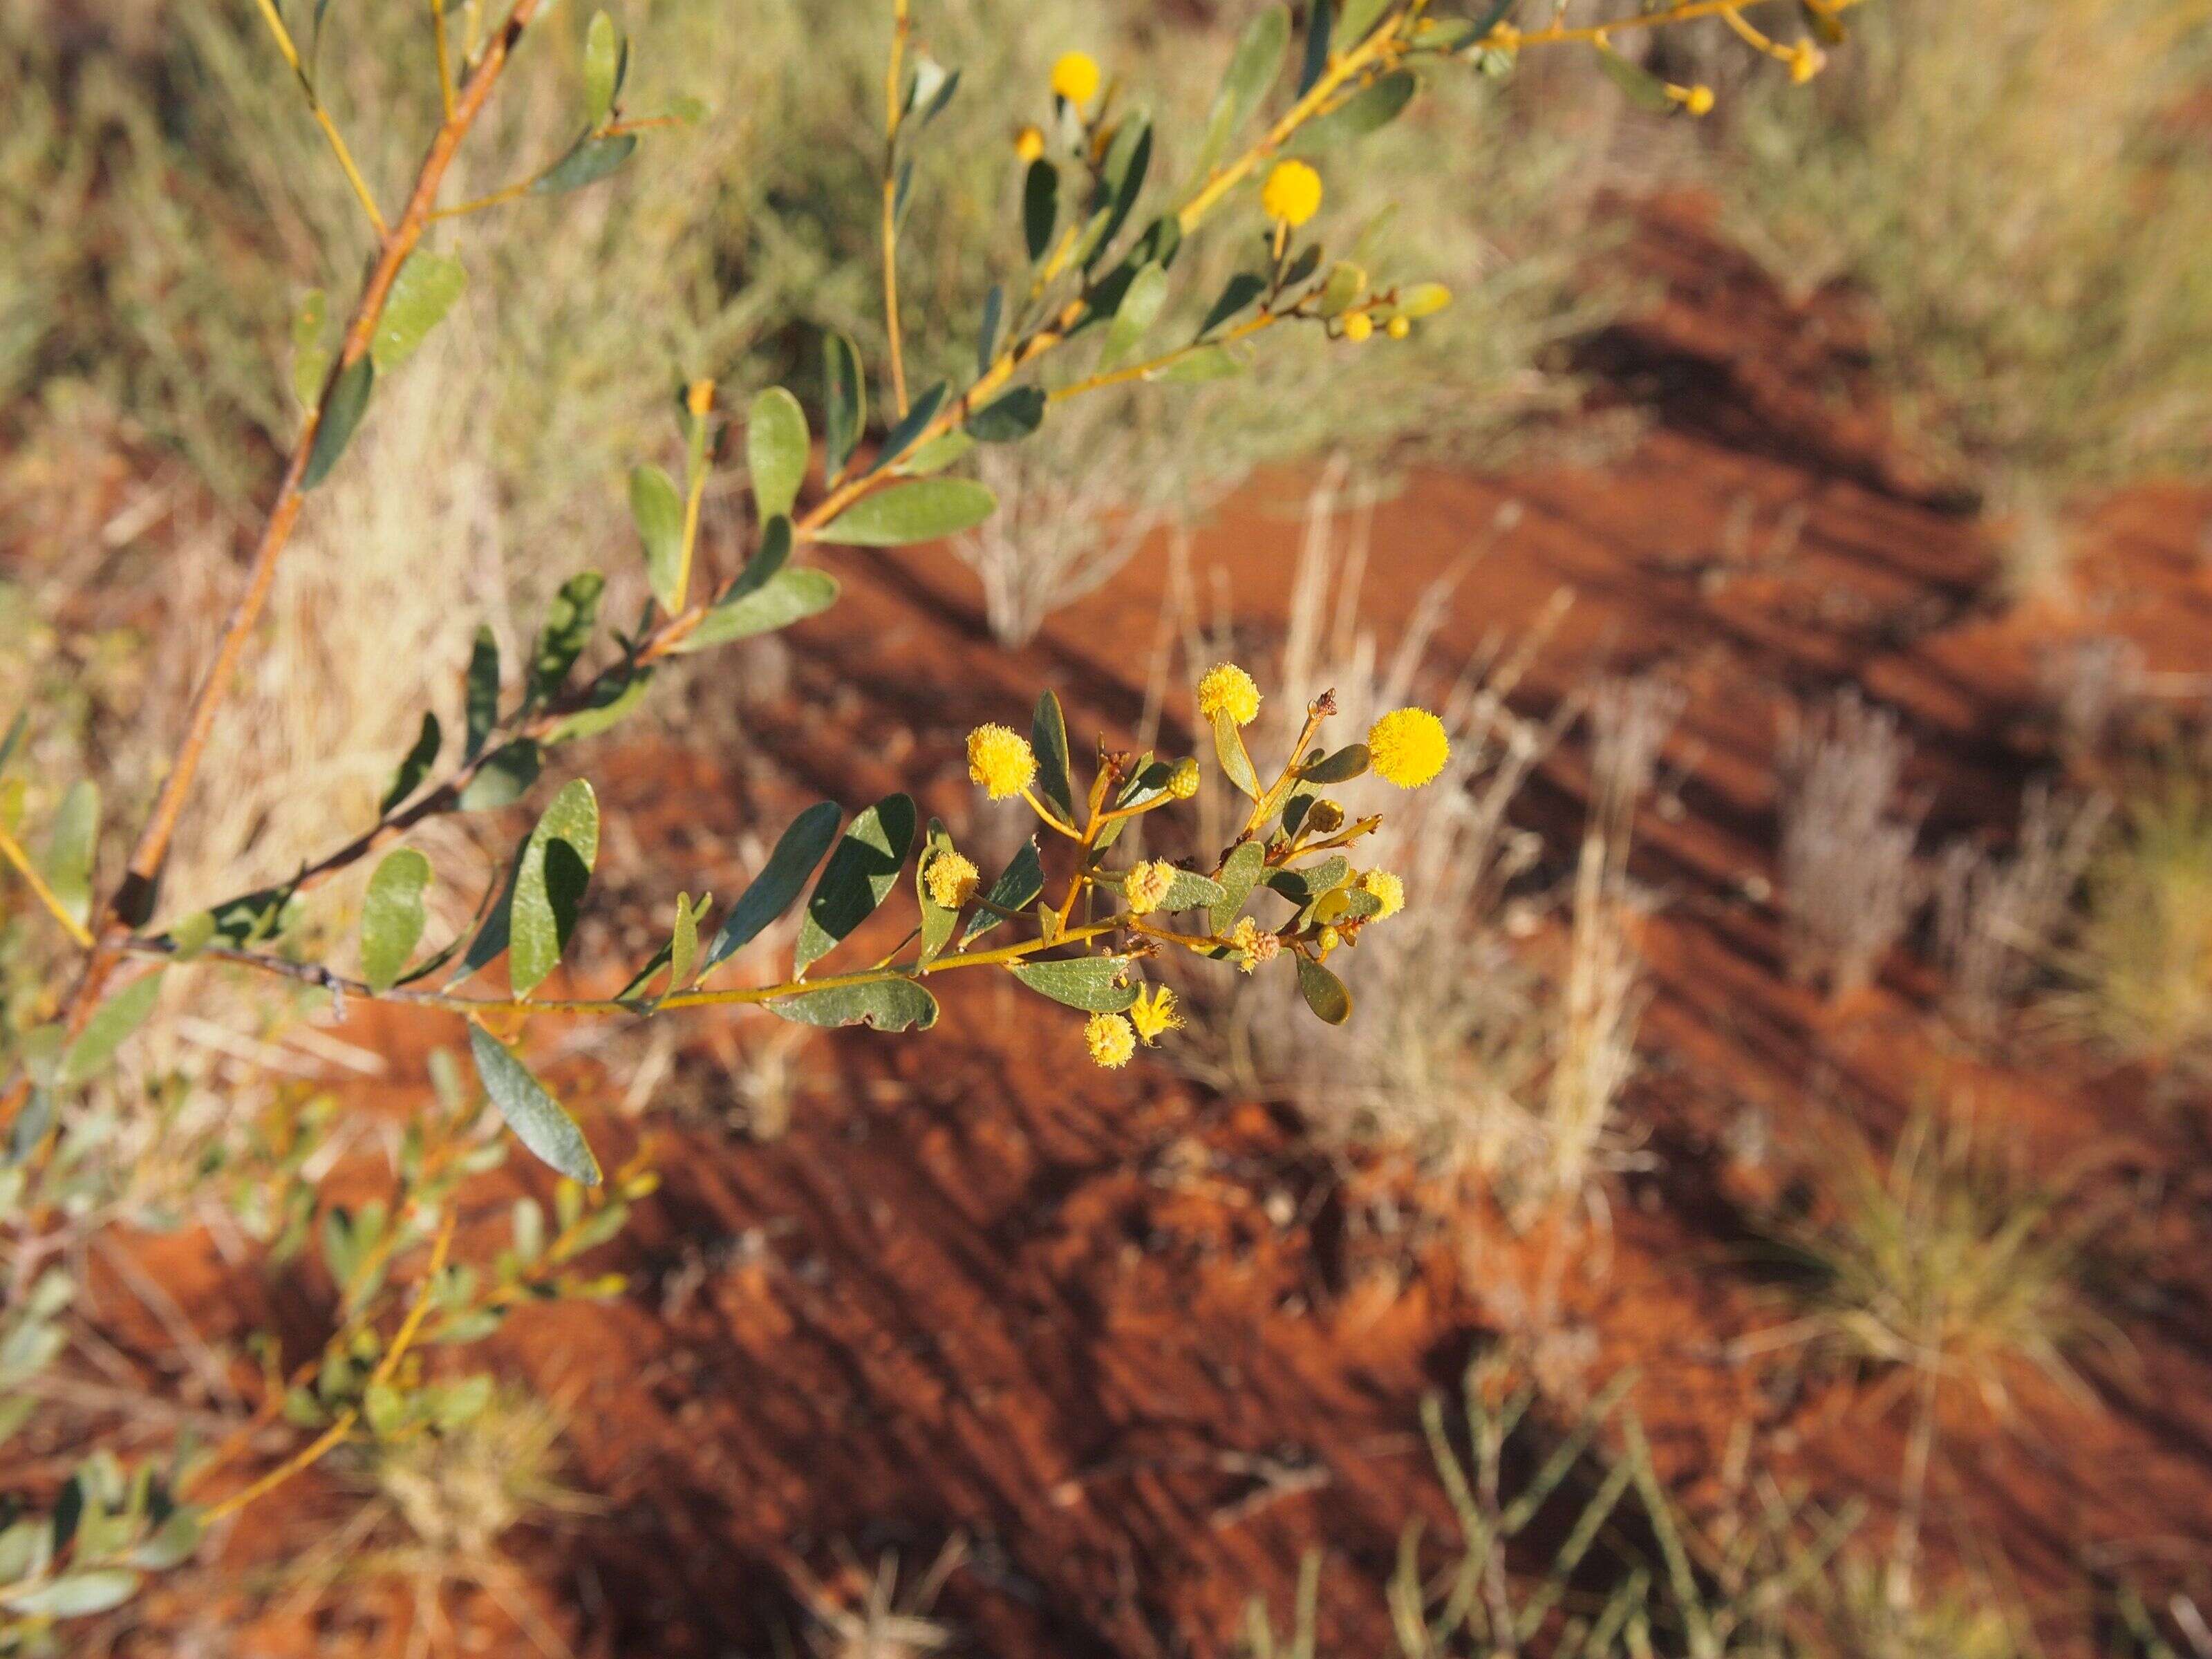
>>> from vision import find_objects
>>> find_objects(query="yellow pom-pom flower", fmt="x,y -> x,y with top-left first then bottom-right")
1385,315 -> 1411,340
1669,82 -> 1716,117
1085,1011 -> 1136,1068
1051,51 -> 1101,106
924,850 -> 980,909
1014,124 -> 1046,162
1197,662 -> 1261,727
1788,41 -> 1826,84
968,724 -> 1038,800
1367,708 -> 1450,789
1259,158 -> 1322,229
1130,985 -> 1183,1044
1124,859 -> 1177,916
1340,312 -> 1374,344
1359,868 -> 1405,920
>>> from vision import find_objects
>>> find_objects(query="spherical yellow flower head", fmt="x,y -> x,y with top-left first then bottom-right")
1385,315 -> 1411,340
1673,83 -> 1716,117
1051,52 -> 1101,107
1124,859 -> 1177,916
1014,124 -> 1046,162
1085,1011 -> 1136,1069
924,850 -> 980,910
1229,917 -> 1278,974
967,724 -> 1038,800
1196,662 -> 1261,727
1259,159 -> 1322,229
1340,312 -> 1374,344
1360,868 -> 1406,920
1788,41 -> 1826,84
1168,758 -> 1202,800
1367,707 -> 1451,789
1130,984 -> 1183,1044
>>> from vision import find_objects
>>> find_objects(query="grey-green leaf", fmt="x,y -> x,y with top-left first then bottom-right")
41,780 -> 99,926
291,288 -> 329,406
1301,742 -> 1370,785
1154,344 -> 1244,384
1596,48 -> 1675,115
1292,68 -> 1418,153
458,740 -> 541,812
59,970 -> 163,1087
1295,954 -> 1352,1025
1212,708 -> 1261,797
959,838 -> 1043,946
1009,955 -> 1139,1013
533,131 -> 637,194
794,794 -> 916,974
700,801 -> 841,974
1209,840 -> 1266,932
464,627 -> 500,761
528,571 -> 603,705
583,10 -> 621,128
1198,6 -> 1289,180
1160,867 -> 1226,912
816,479 -> 996,545
680,568 -> 838,651
1022,158 -> 1058,263
360,848 -> 431,993
629,463 -> 685,612
508,778 -> 599,997
301,356 -> 373,491
747,386 -> 809,521
765,978 -> 939,1032
371,251 -> 467,373
380,711 -> 441,814
966,386 -> 1045,444
1031,689 -> 1075,823
4,1568 -> 143,1619
1098,261 -> 1169,374
467,1024 -> 601,1184
823,331 -> 865,479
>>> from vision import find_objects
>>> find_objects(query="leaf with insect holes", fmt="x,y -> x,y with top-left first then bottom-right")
629,464 -> 685,612
795,795 -> 916,974
534,132 -> 637,194
59,971 -> 163,1087
1295,955 -> 1351,1024
360,849 -> 431,993
381,712 -> 441,814
747,387 -> 808,520
1293,68 -> 1417,153
583,10 -> 621,128
1098,262 -> 1169,374
1209,840 -> 1266,932
816,480 -> 995,545
1197,6 -> 1289,180
959,839 -> 1043,947
1010,955 -> 1139,1013
1023,159 -> 1058,263
41,780 -> 98,926
767,977 -> 939,1031
507,780 -> 599,997
371,251 -> 467,373
823,332 -> 866,478
301,357 -> 373,491
700,801 -> 841,975
1031,689 -> 1076,824
468,1024 -> 601,1184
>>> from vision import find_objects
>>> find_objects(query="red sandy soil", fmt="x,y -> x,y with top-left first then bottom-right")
64,201 -> 2212,1656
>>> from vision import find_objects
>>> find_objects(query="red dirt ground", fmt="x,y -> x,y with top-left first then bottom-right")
78,201 -> 2212,1656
